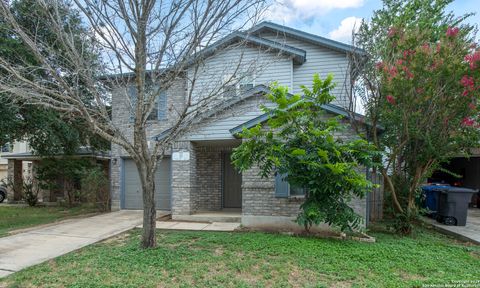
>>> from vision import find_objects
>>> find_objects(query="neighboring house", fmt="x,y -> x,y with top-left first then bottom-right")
0,141 -> 32,182
111,22 -> 379,229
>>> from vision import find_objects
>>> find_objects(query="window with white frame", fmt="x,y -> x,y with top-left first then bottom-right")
222,73 -> 254,97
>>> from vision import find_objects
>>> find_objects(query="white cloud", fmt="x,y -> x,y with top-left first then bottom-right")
328,16 -> 363,43
266,0 -> 364,22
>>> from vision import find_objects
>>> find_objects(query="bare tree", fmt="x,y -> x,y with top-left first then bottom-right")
0,0 -> 268,248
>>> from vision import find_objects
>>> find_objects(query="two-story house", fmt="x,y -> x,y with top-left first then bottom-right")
110,22 -> 373,230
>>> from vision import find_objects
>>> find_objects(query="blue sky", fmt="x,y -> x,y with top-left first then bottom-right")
264,0 -> 479,43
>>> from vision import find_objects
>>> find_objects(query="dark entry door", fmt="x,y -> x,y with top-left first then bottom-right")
223,152 -> 242,208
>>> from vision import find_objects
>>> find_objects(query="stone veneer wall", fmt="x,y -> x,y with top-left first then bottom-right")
242,165 -> 303,217
6,159 -> 23,201
242,164 -> 367,228
195,148 -> 222,211
110,78 -> 186,210
171,141 -> 197,215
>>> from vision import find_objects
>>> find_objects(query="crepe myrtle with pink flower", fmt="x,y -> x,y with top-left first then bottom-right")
353,0 -> 480,234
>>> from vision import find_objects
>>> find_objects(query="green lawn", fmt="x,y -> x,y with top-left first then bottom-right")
0,205 -> 99,236
2,226 -> 478,288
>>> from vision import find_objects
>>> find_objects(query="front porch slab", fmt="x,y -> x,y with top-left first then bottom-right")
202,222 -> 240,231
138,221 -> 240,231
172,210 -> 241,223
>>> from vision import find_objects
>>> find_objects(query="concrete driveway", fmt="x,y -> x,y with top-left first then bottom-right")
424,209 -> 480,245
0,210 -> 145,278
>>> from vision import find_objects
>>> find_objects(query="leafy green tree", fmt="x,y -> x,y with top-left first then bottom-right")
353,0 -> 480,233
0,0 -> 106,154
232,74 -> 380,232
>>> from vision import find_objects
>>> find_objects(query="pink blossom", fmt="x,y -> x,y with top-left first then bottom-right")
469,102 -> 476,110
446,27 -> 460,37
463,90 -> 470,97
384,65 -> 399,81
461,75 -> 475,90
388,27 -> 397,37
430,59 -> 444,71
462,117 -> 475,127
386,95 -> 396,105
465,50 -> 480,70
396,59 -> 403,66
421,43 -> 430,53
402,66 -> 414,79
375,61 -> 384,70
389,66 -> 398,78
402,49 -> 415,59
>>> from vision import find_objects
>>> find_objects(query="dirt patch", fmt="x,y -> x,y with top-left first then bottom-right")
214,247 -> 224,256
102,232 -> 131,246
238,227 -> 375,242
399,271 -> 427,282
469,250 -> 480,259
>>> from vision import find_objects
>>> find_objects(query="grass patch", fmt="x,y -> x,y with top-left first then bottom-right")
0,205 -> 99,236
1,226 -> 478,287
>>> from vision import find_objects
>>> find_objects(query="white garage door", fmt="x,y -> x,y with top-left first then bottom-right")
123,158 -> 171,210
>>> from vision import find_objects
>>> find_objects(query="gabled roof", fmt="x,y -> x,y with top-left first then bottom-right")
101,22 -> 362,80
100,31 -> 308,81
190,32 -> 307,65
250,21 -> 363,55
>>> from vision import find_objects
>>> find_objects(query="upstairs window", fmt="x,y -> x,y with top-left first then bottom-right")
239,73 -> 254,94
1,143 -> 11,153
222,73 -> 254,97
223,83 -> 237,98
240,83 -> 254,94
128,86 -> 167,121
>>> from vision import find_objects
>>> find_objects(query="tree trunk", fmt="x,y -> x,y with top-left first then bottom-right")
381,170 -> 404,214
137,161 -> 157,248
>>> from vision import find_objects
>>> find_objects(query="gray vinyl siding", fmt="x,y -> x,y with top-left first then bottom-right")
187,44 -> 293,103
186,96 -> 270,140
257,32 -> 351,109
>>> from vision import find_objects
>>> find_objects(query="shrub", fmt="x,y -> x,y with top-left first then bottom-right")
22,176 -> 39,207
80,166 -> 110,212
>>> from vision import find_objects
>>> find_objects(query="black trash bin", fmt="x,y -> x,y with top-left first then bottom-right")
436,187 -> 477,226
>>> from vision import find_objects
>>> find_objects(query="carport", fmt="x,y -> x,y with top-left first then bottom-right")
430,149 -> 480,208
3,148 -> 110,203
427,149 -> 480,242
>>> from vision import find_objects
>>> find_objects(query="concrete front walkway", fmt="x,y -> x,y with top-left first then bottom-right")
424,209 -> 480,245
138,221 -> 240,231
0,210 -> 145,278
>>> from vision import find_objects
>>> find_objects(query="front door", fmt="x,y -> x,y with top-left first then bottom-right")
222,152 -> 242,208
